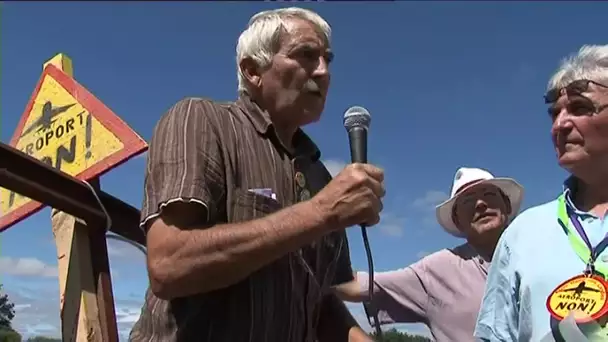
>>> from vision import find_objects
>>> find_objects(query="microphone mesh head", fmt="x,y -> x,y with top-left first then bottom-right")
343,106 -> 371,131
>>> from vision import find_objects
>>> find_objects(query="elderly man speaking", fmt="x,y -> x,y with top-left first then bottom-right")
475,44 -> 608,342
129,7 -> 384,342
334,167 -> 523,342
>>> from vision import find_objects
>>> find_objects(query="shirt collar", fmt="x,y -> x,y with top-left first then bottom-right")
235,92 -> 321,161
563,176 -> 595,218
459,243 -> 490,274
563,176 -> 578,208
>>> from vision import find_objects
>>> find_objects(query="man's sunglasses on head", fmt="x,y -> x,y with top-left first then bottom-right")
544,79 -> 608,117
544,79 -> 608,104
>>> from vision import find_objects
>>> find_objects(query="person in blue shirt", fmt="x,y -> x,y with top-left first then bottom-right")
474,44 -> 608,342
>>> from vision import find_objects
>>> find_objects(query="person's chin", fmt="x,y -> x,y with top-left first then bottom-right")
300,108 -> 323,125
475,219 -> 502,233
558,152 -> 589,171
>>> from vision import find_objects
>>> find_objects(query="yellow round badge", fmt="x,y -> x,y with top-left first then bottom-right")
546,274 -> 608,323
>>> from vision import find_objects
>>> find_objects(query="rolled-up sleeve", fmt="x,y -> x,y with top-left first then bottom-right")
360,261 -> 429,326
140,97 -> 225,231
474,236 -> 519,341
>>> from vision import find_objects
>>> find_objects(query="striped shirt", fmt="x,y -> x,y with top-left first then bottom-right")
129,94 -> 354,342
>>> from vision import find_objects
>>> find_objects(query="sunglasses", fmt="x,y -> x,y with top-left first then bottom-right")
544,79 -> 608,104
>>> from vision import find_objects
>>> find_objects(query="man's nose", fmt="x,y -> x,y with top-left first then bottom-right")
552,110 -> 576,135
475,200 -> 488,211
313,56 -> 329,77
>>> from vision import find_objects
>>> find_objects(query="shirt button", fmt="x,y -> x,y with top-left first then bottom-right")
295,172 -> 306,188
299,189 -> 311,202
601,254 -> 608,263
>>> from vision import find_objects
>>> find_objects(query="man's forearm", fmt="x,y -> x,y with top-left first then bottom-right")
316,293 -> 372,342
334,272 -> 369,302
148,200 -> 332,298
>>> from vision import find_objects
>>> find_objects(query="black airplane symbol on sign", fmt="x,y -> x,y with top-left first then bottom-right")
20,101 -> 75,137
559,281 -> 600,296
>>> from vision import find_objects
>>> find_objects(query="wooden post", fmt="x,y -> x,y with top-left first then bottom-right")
49,54 -> 118,342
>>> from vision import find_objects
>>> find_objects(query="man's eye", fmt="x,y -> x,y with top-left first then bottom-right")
568,102 -> 594,116
299,49 -> 318,60
463,197 -> 475,205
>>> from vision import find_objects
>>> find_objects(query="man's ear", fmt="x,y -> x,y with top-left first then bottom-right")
239,57 -> 262,89
503,193 -> 513,215
451,205 -> 460,227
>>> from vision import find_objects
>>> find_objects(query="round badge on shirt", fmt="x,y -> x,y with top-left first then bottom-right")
546,274 -> 608,323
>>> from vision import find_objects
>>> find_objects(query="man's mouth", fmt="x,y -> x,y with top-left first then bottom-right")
306,90 -> 323,98
475,213 -> 494,222
304,81 -> 323,98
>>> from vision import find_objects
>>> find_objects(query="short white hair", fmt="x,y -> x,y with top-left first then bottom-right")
236,7 -> 331,94
547,44 -> 608,91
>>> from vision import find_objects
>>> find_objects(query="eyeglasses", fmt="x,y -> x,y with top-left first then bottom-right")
544,79 -> 608,104
545,79 -> 608,118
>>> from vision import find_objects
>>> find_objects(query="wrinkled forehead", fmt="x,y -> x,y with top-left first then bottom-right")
281,18 -> 330,48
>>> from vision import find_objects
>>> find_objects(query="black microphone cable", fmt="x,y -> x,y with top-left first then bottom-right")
360,224 -> 382,338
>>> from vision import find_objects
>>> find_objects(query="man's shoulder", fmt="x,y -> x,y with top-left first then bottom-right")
153,97 -> 244,134
163,96 -> 237,119
517,198 -> 558,221
502,198 -> 558,241
417,245 -> 469,267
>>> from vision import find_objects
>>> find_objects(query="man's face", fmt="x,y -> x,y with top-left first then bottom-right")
258,18 -> 332,127
453,183 -> 510,243
548,80 -> 608,180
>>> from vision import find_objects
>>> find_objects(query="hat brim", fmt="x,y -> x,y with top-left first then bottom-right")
435,178 -> 524,238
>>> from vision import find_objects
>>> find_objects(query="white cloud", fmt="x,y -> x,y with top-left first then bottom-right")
412,190 -> 448,211
0,247 -> 142,340
406,190 -> 449,229
323,158 -> 347,177
5,277 -> 429,341
6,284 -> 62,339
5,282 -> 144,341
114,297 -> 145,338
0,257 -> 58,278
106,235 -> 146,261
378,213 -> 406,237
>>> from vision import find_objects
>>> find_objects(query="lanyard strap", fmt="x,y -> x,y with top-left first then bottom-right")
558,194 -> 608,277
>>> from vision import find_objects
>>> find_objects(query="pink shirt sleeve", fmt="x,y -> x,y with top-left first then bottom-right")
358,259 -> 429,325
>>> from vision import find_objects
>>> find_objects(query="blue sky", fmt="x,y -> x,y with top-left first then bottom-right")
1,1 -> 607,340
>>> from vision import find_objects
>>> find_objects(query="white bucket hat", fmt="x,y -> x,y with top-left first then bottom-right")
435,167 -> 524,238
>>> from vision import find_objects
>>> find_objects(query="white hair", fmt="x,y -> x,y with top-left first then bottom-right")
236,7 -> 331,94
547,44 -> 608,91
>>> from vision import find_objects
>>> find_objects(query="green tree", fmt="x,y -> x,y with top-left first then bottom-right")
0,286 -> 15,330
26,337 -> 61,342
371,328 -> 433,342
0,328 -> 22,342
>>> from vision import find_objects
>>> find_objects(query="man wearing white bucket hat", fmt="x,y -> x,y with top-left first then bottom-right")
334,167 -> 524,342
436,167 -> 524,258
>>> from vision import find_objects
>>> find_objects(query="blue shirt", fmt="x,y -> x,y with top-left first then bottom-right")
474,178 -> 608,341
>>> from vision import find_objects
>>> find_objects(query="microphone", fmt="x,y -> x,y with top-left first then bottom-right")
343,106 -> 382,337
343,106 -> 370,164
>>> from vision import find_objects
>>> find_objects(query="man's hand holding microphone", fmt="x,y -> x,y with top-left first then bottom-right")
311,163 -> 385,232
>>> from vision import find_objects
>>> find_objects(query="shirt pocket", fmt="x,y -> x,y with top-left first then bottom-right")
230,189 -> 283,222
